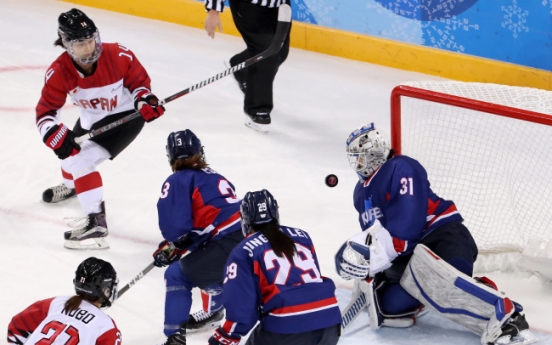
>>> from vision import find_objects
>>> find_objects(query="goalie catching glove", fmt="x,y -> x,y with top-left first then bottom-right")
153,240 -> 186,267
135,91 -> 165,122
335,219 -> 399,280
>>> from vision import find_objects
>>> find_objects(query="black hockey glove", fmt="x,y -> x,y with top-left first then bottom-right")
43,123 -> 81,160
153,240 -> 185,267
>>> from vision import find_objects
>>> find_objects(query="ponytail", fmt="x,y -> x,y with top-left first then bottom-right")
62,293 -> 100,313
256,222 -> 297,263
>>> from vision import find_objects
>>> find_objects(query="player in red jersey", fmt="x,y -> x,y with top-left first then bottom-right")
36,9 -> 165,250
7,257 -> 121,345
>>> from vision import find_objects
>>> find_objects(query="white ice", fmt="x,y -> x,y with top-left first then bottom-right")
1,0 -> 551,344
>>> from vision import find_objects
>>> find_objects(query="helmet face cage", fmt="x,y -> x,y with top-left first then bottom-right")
74,257 -> 119,308
166,130 -> 204,165
58,9 -> 102,65
346,123 -> 390,179
240,189 -> 280,237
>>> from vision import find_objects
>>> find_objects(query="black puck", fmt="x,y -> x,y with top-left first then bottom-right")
325,174 -> 338,187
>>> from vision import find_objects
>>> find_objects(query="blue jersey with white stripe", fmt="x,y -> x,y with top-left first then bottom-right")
354,155 -> 463,257
220,226 -> 342,337
157,167 -> 242,251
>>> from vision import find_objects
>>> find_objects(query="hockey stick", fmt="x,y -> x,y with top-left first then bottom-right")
116,261 -> 155,299
74,4 -> 292,145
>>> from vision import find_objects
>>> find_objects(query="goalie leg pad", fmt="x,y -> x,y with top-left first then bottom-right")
400,244 -> 518,340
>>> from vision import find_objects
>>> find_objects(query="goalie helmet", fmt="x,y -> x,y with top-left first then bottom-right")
346,123 -> 390,180
166,129 -> 205,165
58,8 -> 103,64
74,257 -> 118,308
240,189 -> 280,237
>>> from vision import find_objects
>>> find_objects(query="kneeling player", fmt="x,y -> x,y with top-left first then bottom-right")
335,123 -> 536,345
208,190 -> 342,345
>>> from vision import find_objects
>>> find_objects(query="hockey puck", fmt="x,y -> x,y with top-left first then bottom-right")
325,174 -> 338,187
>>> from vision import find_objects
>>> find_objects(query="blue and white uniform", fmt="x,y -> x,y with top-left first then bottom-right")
219,226 -> 342,338
157,167 -> 242,251
354,155 -> 463,258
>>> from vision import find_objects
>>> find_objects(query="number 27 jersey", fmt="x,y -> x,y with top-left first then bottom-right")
8,296 -> 121,345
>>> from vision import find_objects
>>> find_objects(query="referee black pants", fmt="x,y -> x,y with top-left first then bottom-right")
228,0 -> 291,116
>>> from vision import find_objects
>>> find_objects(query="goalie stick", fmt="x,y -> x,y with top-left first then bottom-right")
74,4 -> 292,145
341,279 -> 369,331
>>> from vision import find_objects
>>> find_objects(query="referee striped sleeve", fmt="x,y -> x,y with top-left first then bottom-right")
205,0 -> 224,12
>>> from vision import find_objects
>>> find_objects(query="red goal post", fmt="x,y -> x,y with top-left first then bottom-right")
390,81 -> 552,256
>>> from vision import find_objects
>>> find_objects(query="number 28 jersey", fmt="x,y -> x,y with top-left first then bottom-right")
220,226 -> 342,337
8,296 -> 121,345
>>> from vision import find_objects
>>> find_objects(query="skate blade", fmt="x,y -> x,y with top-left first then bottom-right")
244,116 -> 269,133
495,330 -> 538,345
186,320 -> 222,333
64,237 -> 110,250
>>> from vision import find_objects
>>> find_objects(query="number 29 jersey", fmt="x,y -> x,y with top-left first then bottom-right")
8,296 -> 121,345
220,226 -> 342,337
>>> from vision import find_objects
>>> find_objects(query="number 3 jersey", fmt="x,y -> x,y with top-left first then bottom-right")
157,167 -> 242,252
354,155 -> 464,257
8,296 -> 121,345
220,226 -> 342,337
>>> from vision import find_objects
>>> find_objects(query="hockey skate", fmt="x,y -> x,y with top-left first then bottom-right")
42,183 -> 76,203
244,112 -> 271,133
489,312 -> 538,345
64,202 -> 109,250
186,309 -> 224,333
159,324 -> 187,345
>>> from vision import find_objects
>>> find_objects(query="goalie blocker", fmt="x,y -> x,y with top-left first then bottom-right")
401,245 -> 537,345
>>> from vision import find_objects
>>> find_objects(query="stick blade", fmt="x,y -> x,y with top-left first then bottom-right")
278,4 -> 292,23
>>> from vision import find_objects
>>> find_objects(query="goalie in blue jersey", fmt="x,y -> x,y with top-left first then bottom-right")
335,123 -> 536,345
208,189 -> 342,345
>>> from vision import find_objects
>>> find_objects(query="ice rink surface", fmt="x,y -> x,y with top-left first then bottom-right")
1,0 -> 551,344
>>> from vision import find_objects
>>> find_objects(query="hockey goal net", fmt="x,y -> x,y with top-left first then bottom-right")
390,81 -> 552,258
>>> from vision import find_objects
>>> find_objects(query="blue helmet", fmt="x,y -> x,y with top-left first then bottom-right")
166,130 -> 204,165
240,189 -> 280,237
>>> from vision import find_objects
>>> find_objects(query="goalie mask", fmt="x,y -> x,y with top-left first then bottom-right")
346,123 -> 390,180
58,9 -> 103,65
74,257 -> 118,308
240,189 -> 280,237
166,129 -> 205,166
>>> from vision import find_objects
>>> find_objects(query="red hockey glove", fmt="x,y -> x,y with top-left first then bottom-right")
43,123 -> 81,160
135,92 -> 165,122
153,240 -> 184,267
208,328 -> 241,345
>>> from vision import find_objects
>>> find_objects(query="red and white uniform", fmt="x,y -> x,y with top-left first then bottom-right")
36,42 -> 151,136
8,296 -> 121,345
35,43 -> 152,215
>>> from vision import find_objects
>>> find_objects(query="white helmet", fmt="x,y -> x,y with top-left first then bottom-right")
346,123 -> 391,180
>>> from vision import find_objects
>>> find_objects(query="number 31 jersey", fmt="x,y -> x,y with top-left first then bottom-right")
8,296 -> 121,345
220,226 -> 342,337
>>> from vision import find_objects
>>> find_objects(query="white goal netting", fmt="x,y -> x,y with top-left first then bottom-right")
392,81 -> 552,256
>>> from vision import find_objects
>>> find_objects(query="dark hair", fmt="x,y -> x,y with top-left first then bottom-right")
62,293 -> 101,313
54,35 -> 64,48
254,222 -> 297,263
387,148 -> 396,160
172,154 -> 208,172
